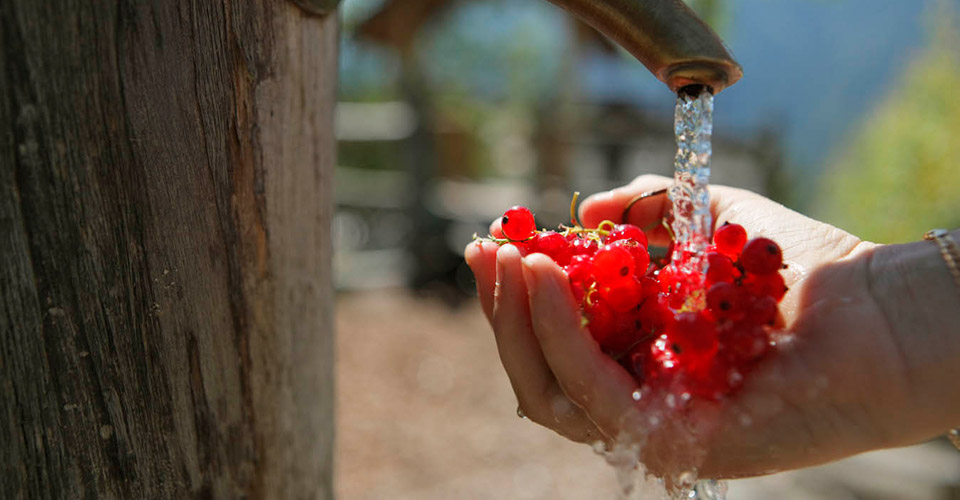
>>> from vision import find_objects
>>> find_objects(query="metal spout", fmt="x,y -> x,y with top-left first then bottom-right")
545,0 -> 742,94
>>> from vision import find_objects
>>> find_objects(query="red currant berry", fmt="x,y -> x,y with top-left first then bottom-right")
705,251 -> 738,285
501,206 -> 536,241
639,276 -> 661,299
603,309 -> 645,354
591,245 -> 635,285
666,312 -> 718,365
744,271 -> 787,301
706,282 -> 745,320
568,236 -> 599,256
656,266 -> 677,293
608,224 -> 648,248
713,223 -> 747,258
584,300 -> 617,345
651,334 -> 681,372
609,240 -> 651,278
599,278 -> 642,313
740,237 -> 783,275
744,295 -> 778,326
637,296 -> 670,335
530,231 -> 572,266
564,255 -> 594,286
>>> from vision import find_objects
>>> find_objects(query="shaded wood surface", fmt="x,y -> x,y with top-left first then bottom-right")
0,1 -> 337,497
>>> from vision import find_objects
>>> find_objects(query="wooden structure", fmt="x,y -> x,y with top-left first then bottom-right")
1,0 -> 339,497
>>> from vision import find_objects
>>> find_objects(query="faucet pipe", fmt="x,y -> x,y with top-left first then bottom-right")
544,0 -> 742,94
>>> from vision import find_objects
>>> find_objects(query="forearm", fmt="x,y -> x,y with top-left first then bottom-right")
866,229 -> 960,442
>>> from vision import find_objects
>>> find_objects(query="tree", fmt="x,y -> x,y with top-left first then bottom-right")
1,1 -> 338,497
818,4 -> 960,243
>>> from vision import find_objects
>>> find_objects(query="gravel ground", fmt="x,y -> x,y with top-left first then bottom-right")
335,290 -> 960,500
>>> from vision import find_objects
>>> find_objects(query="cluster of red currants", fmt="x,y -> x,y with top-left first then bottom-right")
487,205 -> 787,400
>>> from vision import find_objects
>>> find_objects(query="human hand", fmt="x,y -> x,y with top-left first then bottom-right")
465,175 -> 939,479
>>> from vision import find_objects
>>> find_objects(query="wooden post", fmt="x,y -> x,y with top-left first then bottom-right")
0,1 -> 338,498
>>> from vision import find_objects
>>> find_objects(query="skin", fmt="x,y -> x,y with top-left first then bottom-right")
464,175 -> 960,479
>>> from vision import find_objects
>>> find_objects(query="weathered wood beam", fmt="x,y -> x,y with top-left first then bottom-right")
0,0 -> 337,497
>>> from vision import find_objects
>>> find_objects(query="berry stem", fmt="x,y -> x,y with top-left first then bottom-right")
472,233 -> 536,245
570,191 -> 583,228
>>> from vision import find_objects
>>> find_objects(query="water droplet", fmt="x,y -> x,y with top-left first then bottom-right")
666,394 -> 677,408
738,413 -> 753,427
631,390 -> 642,401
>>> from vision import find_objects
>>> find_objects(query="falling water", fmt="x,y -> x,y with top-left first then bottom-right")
669,88 -> 714,279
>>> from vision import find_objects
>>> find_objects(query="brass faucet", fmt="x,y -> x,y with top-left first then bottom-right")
545,0 -> 742,94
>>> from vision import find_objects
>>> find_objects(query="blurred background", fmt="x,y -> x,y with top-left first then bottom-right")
333,0 -> 960,498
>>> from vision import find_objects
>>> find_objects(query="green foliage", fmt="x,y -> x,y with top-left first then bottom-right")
817,6 -> 960,243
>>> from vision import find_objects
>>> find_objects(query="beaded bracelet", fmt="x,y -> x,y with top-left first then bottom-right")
923,229 -> 960,450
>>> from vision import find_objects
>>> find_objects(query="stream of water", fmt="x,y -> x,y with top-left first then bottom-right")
670,88 -> 714,279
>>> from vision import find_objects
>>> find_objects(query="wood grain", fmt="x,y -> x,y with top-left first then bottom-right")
0,1 -> 336,497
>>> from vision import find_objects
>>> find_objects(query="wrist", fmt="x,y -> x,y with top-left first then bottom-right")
866,230 -> 960,442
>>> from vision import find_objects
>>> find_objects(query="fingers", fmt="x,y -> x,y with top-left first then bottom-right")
493,245 -> 606,443
464,240 -> 500,322
520,253 -> 641,437
489,217 -> 504,238
580,175 -> 673,245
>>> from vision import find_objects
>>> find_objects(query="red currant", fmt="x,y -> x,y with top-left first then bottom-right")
530,231 -> 572,266
744,295 -> 778,326
713,222 -> 747,258
666,312 -> 718,366
568,236 -> 599,256
599,278 -> 642,313
609,240 -> 651,278
740,237 -> 783,275
744,271 -> 787,300
705,251 -> 738,285
608,224 -> 648,248
591,245 -> 635,285
637,296 -> 670,335
501,206 -> 536,241
706,282 -> 745,320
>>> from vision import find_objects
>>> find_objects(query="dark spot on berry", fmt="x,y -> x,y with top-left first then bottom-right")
720,301 -> 731,311
620,266 -> 629,277
634,320 -> 642,330
672,343 -> 683,354
502,215 -> 509,224
766,244 -> 777,254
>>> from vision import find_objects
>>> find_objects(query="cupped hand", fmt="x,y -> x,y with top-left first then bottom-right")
465,175 -> 917,479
